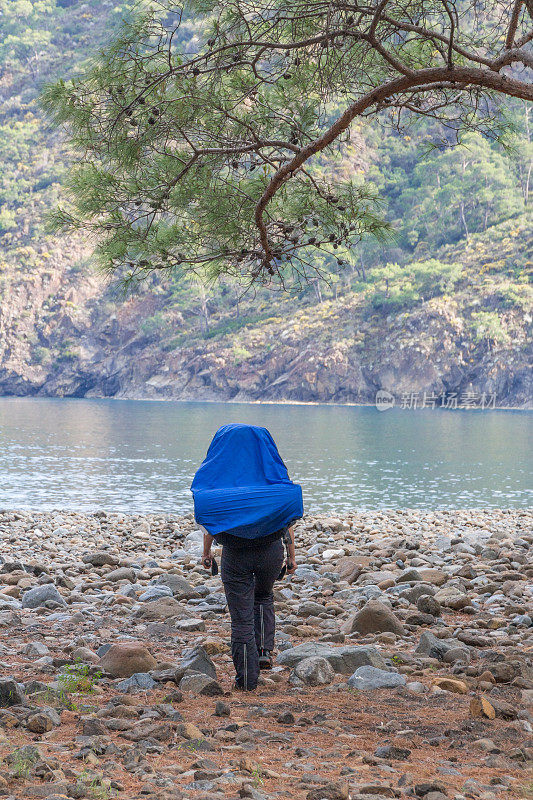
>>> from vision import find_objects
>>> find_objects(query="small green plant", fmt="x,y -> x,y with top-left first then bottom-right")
58,661 -> 102,696
32,346 -> 50,365
36,684 -> 75,711
250,767 -> 264,787
56,348 -> 79,363
77,769 -> 116,799
177,738 -> 205,753
161,334 -> 187,351
11,747 -> 39,779
232,343 -> 253,364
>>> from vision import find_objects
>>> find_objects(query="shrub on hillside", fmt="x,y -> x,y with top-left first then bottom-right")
369,259 -> 462,312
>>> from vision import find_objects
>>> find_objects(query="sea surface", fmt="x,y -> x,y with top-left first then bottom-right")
0,398 -> 530,512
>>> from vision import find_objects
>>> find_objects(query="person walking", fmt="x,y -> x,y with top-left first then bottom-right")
191,424 -> 303,690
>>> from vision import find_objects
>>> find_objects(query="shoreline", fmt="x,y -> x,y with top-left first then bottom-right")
0,394 -> 531,412
0,501 -> 533,524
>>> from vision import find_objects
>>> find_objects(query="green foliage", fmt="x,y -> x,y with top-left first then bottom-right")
32,345 -> 50,365
368,259 -> 462,312
0,0 -> 529,358
76,770 -> 117,800
161,334 -> 186,351
10,746 -> 40,779
140,311 -> 170,338
0,206 -> 17,233
470,311 -> 509,347
406,133 -> 524,246
495,283 -> 532,311
40,0 -> 530,288
177,738 -> 205,752
0,0 -> 55,76
58,661 -> 102,695
56,340 -> 79,362
250,767 -> 265,787
232,343 -> 253,364
203,312 -> 272,340
0,0 -> 133,247
364,126 -> 527,257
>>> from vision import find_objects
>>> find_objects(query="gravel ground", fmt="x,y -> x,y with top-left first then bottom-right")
0,508 -> 531,800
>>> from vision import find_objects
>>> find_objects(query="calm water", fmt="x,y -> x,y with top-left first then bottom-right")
0,398 -> 530,512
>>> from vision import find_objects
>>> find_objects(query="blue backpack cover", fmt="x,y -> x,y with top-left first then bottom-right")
191,423 -> 303,539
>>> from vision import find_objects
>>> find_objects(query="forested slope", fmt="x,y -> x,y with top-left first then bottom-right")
0,0 -> 531,406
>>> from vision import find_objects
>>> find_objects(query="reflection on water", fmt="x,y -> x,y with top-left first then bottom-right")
0,398 -> 530,512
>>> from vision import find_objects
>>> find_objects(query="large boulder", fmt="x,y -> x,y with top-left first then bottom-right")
416,595 -> 441,617
176,644 -> 216,680
277,643 -> 388,674
104,567 -> 136,583
417,568 -> 447,586
154,574 -> 199,600
396,568 -> 423,584
277,642 -> 333,667
434,585 -> 470,610
23,642 -> 50,658
0,678 -> 26,707
98,643 -> 157,678
415,631 -> 467,662
327,646 -> 388,674
332,557 -> 367,584
343,599 -> 405,636
26,713 -> 53,734
399,583 -> 437,604
138,586 -> 173,603
82,551 -> 119,567
348,666 -> 406,691
135,596 -> 191,621
290,657 -> 335,686
179,672 -> 223,696
117,673 -> 157,692
21,584 -> 66,609
298,601 -> 325,618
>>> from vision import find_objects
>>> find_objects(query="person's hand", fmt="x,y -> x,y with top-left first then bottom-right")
201,555 -> 212,569
286,560 -> 296,575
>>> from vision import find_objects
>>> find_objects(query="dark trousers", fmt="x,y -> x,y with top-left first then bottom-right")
221,539 -> 284,690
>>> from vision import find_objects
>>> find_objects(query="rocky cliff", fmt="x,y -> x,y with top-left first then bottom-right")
0,216 -> 531,408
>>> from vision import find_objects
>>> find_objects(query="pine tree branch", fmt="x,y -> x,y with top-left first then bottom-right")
255,65 -> 533,263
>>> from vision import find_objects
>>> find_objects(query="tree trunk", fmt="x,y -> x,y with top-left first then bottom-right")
197,284 -> 209,333
460,202 -> 469,239
524,160 -> 531,206
359,248 -> 366,282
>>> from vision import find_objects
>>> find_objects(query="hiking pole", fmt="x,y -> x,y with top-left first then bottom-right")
278,527 -> 295,580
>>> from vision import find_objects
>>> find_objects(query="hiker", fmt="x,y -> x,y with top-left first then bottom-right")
191,423 -> 303,690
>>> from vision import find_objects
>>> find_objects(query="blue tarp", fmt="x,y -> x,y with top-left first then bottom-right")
191,423 -> 303,539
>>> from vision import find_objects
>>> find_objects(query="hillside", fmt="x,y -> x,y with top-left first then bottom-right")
0,1 -> 531,407
0,215 -> 531,407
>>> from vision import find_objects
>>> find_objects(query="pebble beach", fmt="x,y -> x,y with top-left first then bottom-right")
0,508 -> 531,800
